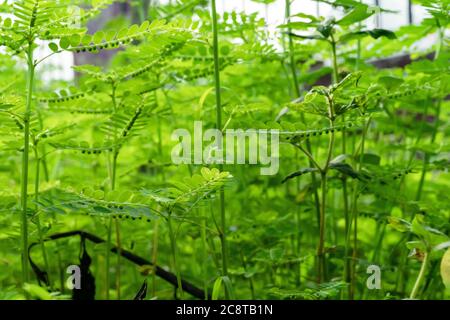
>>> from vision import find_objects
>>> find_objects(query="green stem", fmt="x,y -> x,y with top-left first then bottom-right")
294,144 -> 322,172
33,148 -> 50,284
201,212 -> 208,300
151,219 -> 160,297
105,83 -> 122,299
317,96 -> 336,283
355,0 -> 362,71
211,0 -> 229,281
415,25 -> 443,201
317,172 -> 327,282
105,216 -> 112,299
330,36 -> 351,288
20,43 -> 35,283
434,26 -> 444,60
285,0 -> 322,237
348,116 -> 371,298
330,40 -> 339,84
114,216 -> 121,300
167,214 -> 183,298
409,252 -> 429,300
318,125 -> 335,282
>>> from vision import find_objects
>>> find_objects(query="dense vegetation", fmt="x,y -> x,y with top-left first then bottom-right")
0,0 -> 448,300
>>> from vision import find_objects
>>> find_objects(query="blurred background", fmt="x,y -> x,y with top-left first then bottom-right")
1,0 -> 432,82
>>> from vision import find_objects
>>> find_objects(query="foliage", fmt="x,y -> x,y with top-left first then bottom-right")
0,0 -> 448,301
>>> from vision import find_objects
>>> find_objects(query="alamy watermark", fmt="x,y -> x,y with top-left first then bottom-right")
66,265 -> 81,290
366,265 -> 381,290
171,121 -> 280,175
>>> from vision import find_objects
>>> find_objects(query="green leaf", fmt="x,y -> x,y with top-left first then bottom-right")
3,17 -> 11,28
23,283 -> 53,300
70,34 -> 81,47
434,241 -> 450,252
211,276 -> 234,300
337,4 -> 373,26
411,214 -> 429,238
93,206 -> 111,213
340,29 -> 396,42
360,153 -> 381,166
411,214 -> 449,247
93,31 -> 105,44
367,29 -> 396,39
387,216 -> 411,233
378,76 -> 404,89
212,277 -> 223,300
441,248 -> 450,290
329,162 -> 359,179
317,23 -> 333,38
48,42 -> 59,52
59,37 -> 70,50
406,241 -> 426,251
282,168 -> 319,183
269,248 -> 284,261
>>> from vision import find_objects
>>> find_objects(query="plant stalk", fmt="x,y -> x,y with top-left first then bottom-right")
20,43 -> 35,283
409,252 -> 429,300
211,0 -> 229,281
285,0 -> 322,243
167,214 -> 183,298
34,148 -> 50,284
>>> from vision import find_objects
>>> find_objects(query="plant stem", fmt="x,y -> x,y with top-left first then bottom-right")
114,213 -> 121,300
21,43 -> 35,283
104,85 -> 116,299
317,172 -> 327,282
410,252 -> 429,299
317,96 -> 336,283
151,219 -> 160,297
415,27 -> 443,201
348,116 -> 371,298
105,216 -> 112,299
201,211 -> 208,299
104,83 -> 122,299
34,148 -> 50,285
167,214 -> 183,298
211,0 -> 229,282
330,39 -> 339,84
111,151 -> 122,299
285,0 -> 322,240
294,144 -> 322,172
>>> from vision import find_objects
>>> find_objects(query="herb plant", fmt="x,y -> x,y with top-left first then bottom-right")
0,0 -> 448,301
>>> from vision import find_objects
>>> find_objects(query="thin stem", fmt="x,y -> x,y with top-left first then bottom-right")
317,172 -> 327,282
201,212 -> 208,300
33,148 -> 50,285
355,0 -> 362,71
316,95 -> 336,283
409,252 -> 429,299
114,216 -> 121,300
105,216 -> 112,299
105,83 -> 119,299
21,43 -> 35,283
293,144 -> 323,172
34,50 -> 62,67
211,0 -> 229,282
348,116 -> 372,298
167,215 -> 183,298
434,26 -> 444,60
285,0 -> 322,241
330,39 -> 339,84
317,122 -> 335,283
415,27 -> 443,201
151,219 -> 160,297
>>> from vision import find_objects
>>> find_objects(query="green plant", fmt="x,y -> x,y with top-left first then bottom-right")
0,0 -> 448,302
